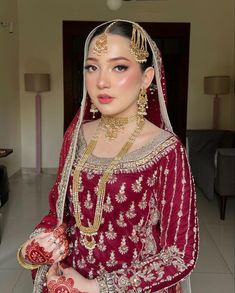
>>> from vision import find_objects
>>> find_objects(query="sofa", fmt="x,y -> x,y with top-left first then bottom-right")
186,129 -> 235,219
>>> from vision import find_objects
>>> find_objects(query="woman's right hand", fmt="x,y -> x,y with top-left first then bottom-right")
20,224 -> 69,266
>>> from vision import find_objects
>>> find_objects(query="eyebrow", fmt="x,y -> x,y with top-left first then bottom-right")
86,57 -> 130,62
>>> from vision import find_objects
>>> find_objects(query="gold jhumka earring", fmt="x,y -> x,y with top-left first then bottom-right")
130,24 -> 149,63
90,102 -> 99,119
137,89 -> 148,119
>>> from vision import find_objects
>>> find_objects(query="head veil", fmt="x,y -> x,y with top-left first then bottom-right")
57,19 -> 173,223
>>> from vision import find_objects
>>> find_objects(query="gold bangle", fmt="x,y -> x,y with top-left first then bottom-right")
16,245 -> 41,270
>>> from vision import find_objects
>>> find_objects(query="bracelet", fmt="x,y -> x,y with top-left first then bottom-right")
16,245 -> 41,270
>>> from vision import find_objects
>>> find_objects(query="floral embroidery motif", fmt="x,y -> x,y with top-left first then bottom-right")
77,257 -> 87,269
105,222 -> 117,240
118,236 -> 129,255
86,171 -> 94,180
115,183 -> 127,203
107,251 -> 118,267
84,191 -> 93,209
138,191 -> 148,210
147,170 -> 158,187
103,194 -> 114,213
126,202 -> 136,219
86,250 -> 95,264
131,175 -> 143,192
97,232 -> 107,252
116,212 -> 127,227
129,227 -> 139,243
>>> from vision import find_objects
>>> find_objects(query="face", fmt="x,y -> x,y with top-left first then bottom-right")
85,33 -> 154,117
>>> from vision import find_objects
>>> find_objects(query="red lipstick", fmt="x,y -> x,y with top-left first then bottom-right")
97,94 -> 114,104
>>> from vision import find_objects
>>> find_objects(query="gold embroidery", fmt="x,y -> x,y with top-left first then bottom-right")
126,202 -> 136,219
115,183 -> 127,203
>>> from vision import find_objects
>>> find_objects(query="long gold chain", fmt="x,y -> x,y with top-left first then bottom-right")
72,118 -> 145,250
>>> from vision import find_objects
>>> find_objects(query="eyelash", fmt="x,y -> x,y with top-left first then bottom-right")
84,65 -> 97,72
84,64 -> 129,73
114,65 -> 128,72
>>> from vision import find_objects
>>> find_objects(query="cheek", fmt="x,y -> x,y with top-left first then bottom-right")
85,75 -> 95,93
116,73 -> 142,90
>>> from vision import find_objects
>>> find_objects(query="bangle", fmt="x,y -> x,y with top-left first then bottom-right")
16,245 -> 41,270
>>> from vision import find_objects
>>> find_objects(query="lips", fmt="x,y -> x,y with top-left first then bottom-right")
97,94 -> 114,104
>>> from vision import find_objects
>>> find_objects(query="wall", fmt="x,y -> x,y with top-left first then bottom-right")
18,0 -> 235,169
0,0 -> 20,176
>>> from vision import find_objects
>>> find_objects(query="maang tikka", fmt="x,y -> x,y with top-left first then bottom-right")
92,22 -> 117,56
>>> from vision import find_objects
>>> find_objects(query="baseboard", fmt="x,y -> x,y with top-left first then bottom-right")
21,168 -> 58,175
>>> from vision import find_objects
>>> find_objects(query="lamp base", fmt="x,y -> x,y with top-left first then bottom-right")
35,94 -> 42,174
213,94 -> 219,129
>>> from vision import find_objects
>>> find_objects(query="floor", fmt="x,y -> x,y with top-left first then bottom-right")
0,172 -> 234,293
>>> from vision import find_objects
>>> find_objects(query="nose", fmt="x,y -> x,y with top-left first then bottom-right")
97,69 -> 110,89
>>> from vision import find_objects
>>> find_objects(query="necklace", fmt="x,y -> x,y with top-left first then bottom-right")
100,114 -> 138,141
72,118 -> 145,250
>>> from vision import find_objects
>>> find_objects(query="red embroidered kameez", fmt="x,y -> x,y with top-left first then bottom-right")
32,112 -> 198,292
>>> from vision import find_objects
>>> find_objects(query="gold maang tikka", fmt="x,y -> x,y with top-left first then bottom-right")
92,22 -> 116,56
130,24 -> 149,63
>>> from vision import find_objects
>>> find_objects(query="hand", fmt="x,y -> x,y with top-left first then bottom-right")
176,282 -> 181,293
46,263 -> 99,293
21,224 -> 69,265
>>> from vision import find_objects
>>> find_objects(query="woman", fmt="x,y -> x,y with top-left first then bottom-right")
17,20 -> 199,293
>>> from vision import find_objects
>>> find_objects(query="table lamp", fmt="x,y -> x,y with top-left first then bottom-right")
204,76 -> 230,129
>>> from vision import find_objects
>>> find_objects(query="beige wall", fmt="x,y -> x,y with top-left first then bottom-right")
0,0 -> 20,176
18,0 -> 235,169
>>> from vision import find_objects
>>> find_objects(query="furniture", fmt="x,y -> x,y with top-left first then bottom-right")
215,148 -> 235,219
0,148 -> 13,243
0,148 -> 12,207
187,130 -> 235,219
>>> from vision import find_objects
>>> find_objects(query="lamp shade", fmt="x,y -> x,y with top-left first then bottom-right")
204,76 -> 230,95
24,73 -> 50,93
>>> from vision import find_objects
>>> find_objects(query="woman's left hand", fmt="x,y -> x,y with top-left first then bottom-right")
46,263 -> 99,293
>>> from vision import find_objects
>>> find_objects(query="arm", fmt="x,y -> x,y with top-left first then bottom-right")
99,140 -> 199,292
18,111 -> 80,267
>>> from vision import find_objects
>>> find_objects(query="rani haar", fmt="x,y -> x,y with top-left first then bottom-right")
72,118 -> 145,250
72,22 -> 149,250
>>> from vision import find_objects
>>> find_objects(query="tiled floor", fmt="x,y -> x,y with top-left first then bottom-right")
0,172 -> 234,292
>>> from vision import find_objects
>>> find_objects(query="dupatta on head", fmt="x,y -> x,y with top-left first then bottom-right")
57,19 -> 173,225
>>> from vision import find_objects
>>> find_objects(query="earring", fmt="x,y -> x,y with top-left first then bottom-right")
90,102 -> 98,119
137,89 -> 148,118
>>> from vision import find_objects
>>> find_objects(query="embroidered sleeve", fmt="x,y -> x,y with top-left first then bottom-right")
100,140 -> 199,292
34,111 -> 80,232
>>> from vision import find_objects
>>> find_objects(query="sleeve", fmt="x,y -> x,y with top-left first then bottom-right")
30,111 -> 80,236
101,140 -> 199,292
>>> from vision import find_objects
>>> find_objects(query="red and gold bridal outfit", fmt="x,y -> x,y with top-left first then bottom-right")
32,115 -> 198,293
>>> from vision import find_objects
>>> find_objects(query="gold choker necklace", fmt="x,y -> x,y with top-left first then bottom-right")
100,114 -> 138,141
72,118 -> 145,250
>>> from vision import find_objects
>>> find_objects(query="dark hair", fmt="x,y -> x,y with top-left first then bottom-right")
90,21 -> 153,71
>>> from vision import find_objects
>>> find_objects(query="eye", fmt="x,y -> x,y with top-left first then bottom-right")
114,65 -> 128,72
84,65 -> 97,72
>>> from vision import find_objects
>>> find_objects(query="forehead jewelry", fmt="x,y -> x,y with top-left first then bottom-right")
92,22 -> 116,56
130,24 -> 149,63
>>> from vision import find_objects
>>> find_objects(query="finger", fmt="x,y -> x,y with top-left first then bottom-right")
53,224 -> 67,238
47,263 -> 60,278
